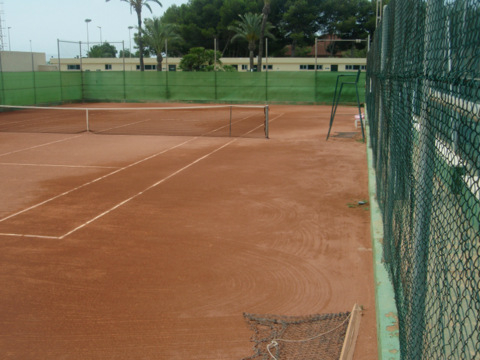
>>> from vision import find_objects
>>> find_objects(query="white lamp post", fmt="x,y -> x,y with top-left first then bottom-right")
8,27 -> 11,51
128,26 -> 134,58
85,19 -> 92,57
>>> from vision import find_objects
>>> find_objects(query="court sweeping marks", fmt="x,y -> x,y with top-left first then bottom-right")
0,112 -> 284,240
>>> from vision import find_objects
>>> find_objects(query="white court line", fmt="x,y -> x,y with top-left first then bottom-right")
0,137 -> 196,224
0,112 -> 284,239
0,135 -> 83,158
59,138 -> 239,239
95,108 -> 262,135
0,162 -> 119,169
59,112 -> 284,239
0,232 -> 60,239
95,118 -> 153,133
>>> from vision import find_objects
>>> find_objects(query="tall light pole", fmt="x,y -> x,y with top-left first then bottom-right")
97,26 -> 102,43
128,26 -> 134,58
7,27 -> 11,51
85,19 -> 92,57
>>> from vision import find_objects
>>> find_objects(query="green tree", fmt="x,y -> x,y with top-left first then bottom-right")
316,0 -> 374,57
228,12 -> 274,70
179,47 -> 222,71
281,0 -> 319,57
318,0 -> 375,38
161,0 -> 263,57
88,42 -> 118,58
142,17 -> 182,71
119,49 -> 135,58
106,0 -> 162,71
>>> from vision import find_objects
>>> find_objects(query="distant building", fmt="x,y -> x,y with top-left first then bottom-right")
0,50 -> 366,73
0,51 -> 58,72
49,56 -> 366,72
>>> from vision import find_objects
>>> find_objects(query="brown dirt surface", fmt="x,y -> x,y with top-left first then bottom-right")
0,104 -> 377,359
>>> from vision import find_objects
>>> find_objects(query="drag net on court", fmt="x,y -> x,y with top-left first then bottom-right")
0,104 -> 269,138
242,311 -> 351,360
367,0 -> 479,359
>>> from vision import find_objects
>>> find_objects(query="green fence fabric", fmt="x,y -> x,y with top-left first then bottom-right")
366,1 -> 479,359
0,71 -> 83,105
0,70 -> 365,105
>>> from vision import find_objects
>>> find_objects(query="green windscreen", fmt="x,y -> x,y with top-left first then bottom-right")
0,70 -> 365,105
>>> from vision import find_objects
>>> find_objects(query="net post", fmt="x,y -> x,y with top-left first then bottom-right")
86,109 -> 89,132
265,105 -> 269,139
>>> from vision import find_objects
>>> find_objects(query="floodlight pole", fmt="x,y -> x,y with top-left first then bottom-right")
85,19 -> 92,57
8,27 -> 11,51
128,26 -> 134,58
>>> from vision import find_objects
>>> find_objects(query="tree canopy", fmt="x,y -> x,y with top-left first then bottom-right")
142,17 -> 182,70
158,0 -> 375,58
107,0 -> 162,70
88,42 -> 118,58
178,47 -> 222,71
127,0 -> 377,64
228,12 -> 274,70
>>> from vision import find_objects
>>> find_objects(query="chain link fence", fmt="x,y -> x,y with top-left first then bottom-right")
366,0 -> 479,359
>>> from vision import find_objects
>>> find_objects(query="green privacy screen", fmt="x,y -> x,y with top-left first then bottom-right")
366,0 -> 479,359
0,71 -> 83,105
0,70 -> 365,105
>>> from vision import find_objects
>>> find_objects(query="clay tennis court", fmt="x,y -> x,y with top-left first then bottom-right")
0,104 -> 376,359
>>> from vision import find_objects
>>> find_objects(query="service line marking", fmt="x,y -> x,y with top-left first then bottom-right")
59,112 -> 284,239
0,112 -> 285,239
0,137 -> 196,224
0,135 -> 83,158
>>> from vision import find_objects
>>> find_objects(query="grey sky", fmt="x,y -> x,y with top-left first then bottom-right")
2,0 -> 188,59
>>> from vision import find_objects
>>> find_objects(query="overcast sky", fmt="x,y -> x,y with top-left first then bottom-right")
2,0 -> 189,59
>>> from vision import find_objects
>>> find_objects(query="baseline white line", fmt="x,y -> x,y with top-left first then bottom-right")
0,162 -> 119,169
0,137 -> 196,223
59,138 -> 239,239
0,232 -> 61,239
0,135 -> 83,158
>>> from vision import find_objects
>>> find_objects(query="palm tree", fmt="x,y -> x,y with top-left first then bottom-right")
257,0 -> 271,72
106,0 -> 162,71
142,17 -> 181,71
228,13 -> 274,71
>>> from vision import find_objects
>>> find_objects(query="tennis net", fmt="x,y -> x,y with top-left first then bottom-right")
0,104 -> 269,138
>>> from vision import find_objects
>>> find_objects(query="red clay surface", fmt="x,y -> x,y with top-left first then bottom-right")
0,104 -> 377,359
